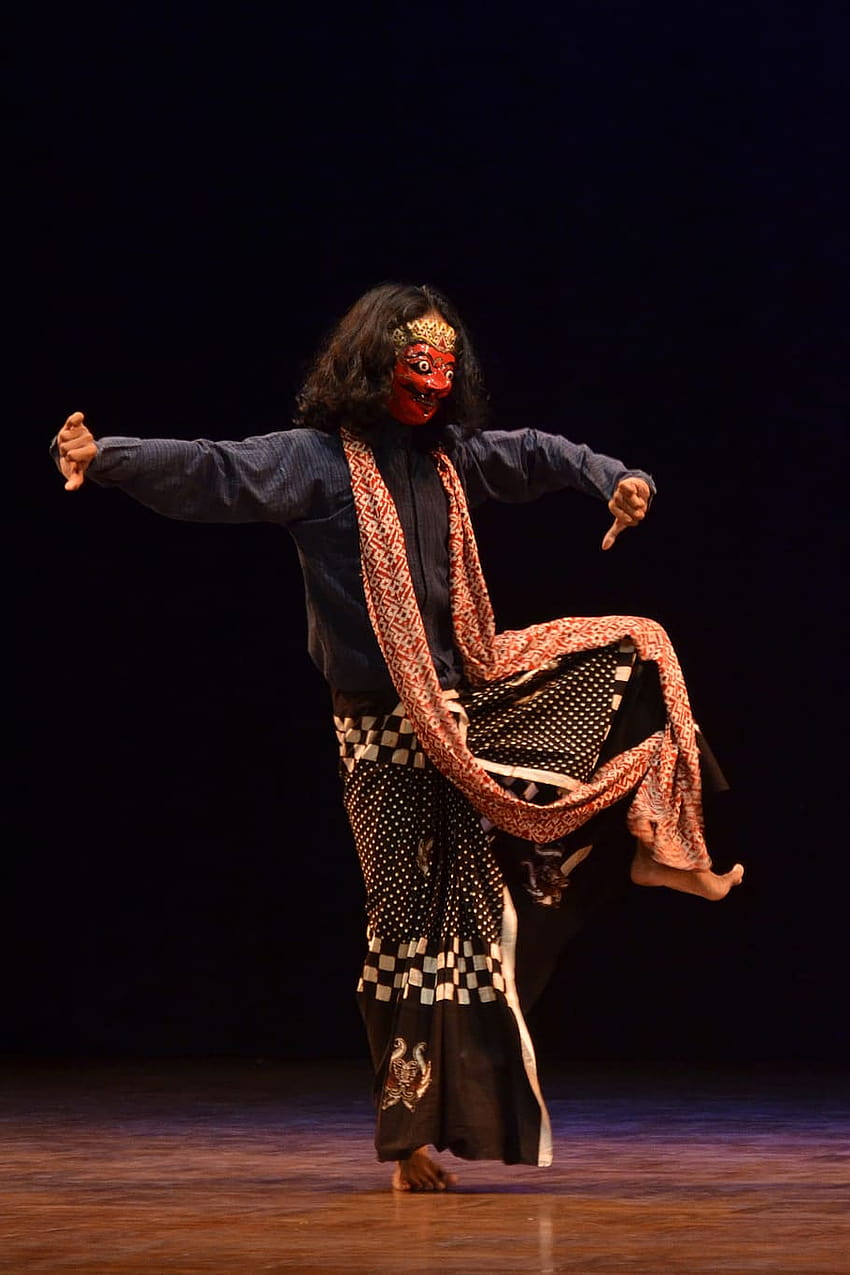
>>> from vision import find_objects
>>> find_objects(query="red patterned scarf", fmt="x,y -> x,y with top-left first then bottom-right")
342,430 -> 710,870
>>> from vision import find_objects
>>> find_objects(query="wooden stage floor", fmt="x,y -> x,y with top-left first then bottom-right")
2,1060 -> 848,1273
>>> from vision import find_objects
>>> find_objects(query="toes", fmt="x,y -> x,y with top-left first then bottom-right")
419,1165 -> 446,1191
394,1153 -> 457,1192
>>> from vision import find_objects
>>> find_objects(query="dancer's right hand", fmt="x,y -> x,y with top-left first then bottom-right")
57,412 -> 97,490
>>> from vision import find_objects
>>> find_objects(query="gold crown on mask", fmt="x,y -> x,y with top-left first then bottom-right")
391,315 -> 457,353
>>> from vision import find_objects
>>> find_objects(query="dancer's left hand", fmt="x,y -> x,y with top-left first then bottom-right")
602,478 -> 651,550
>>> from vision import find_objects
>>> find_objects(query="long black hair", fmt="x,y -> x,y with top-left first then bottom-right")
294,282 -> 488,437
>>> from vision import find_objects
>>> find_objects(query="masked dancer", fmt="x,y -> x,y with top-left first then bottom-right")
54,282 -> 743,1191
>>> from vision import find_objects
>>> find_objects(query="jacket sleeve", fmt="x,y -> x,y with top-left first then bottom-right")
453,428 -> 657,509
50,430 -> 331,525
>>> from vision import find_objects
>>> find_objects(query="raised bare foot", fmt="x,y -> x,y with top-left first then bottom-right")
630,839 -> 744,901
392,1146 -> 458,1192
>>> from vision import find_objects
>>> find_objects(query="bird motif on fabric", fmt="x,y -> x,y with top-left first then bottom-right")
381,1037 -> 432,1111
416,835 -> 434,877
521,842 -> 594,906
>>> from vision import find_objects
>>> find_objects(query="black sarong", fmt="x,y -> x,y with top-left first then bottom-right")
337,643 -> 666,1165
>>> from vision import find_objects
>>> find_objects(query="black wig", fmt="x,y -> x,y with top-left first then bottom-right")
294,282 -> 488,437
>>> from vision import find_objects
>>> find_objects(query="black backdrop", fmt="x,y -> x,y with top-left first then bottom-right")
9,3 -> 848,1067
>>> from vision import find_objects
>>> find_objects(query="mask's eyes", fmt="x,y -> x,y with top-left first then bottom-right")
414,357 -> 432,374
445,368 -> 454,382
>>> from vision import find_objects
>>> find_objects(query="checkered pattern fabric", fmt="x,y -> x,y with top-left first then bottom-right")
359,933 -> 506,1006
335,710 -> 427,773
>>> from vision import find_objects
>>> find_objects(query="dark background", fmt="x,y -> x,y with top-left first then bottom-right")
9,3 -> 848,1068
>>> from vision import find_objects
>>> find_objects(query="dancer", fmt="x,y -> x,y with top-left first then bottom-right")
54,282 -> 742,1191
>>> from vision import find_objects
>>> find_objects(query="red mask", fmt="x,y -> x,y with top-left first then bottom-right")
387,341 -> 456,426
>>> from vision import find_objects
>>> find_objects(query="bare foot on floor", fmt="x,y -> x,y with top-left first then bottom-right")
630,839 -> 744,901
393,1147 -> 458,1192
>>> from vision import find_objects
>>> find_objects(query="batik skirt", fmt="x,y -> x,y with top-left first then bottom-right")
336,641 -> 670,1166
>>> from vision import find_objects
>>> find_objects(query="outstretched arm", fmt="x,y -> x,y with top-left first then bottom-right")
454,427 -> 656,549
51,413 -> 331,525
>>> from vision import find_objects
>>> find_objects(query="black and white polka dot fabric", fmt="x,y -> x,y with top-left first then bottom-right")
465,641 -> 635,788
343,761 -> 504,955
